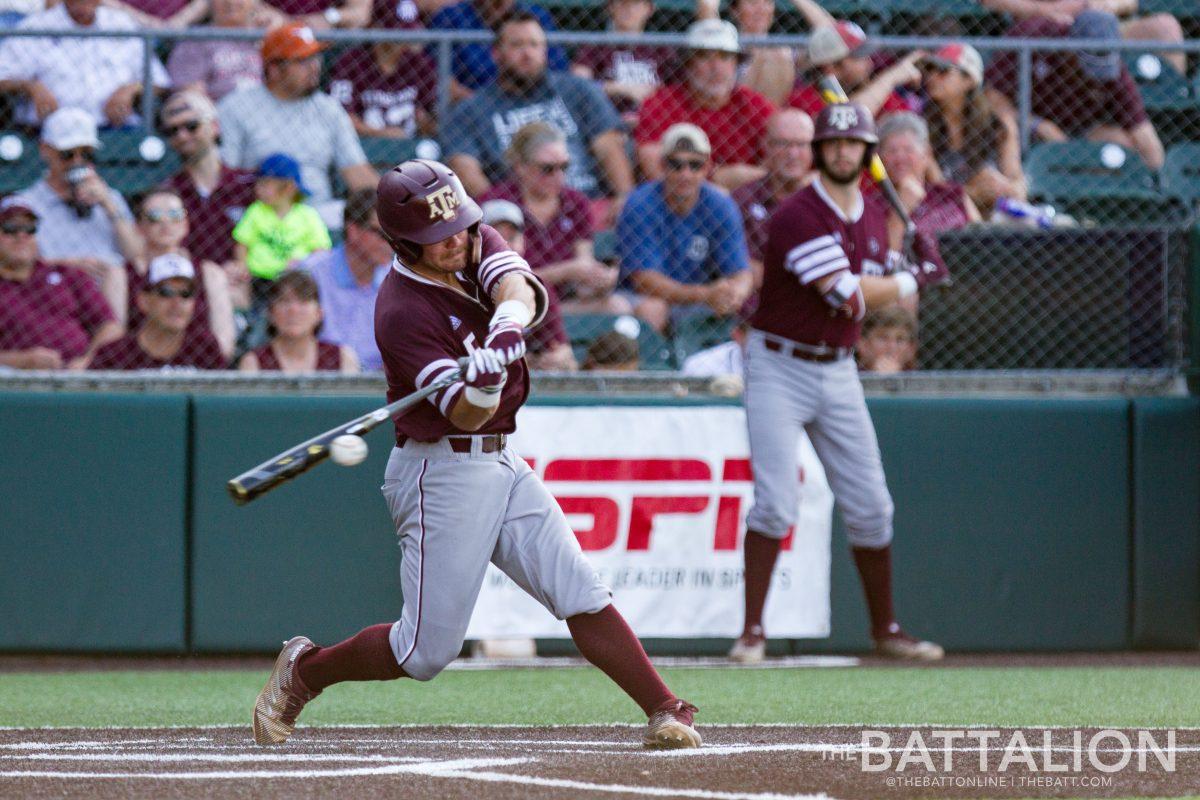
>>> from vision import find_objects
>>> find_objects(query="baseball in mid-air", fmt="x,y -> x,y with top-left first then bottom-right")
330,434 -> 368,466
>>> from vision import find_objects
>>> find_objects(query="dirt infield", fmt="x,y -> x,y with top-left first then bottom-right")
1,724 -> 1195,799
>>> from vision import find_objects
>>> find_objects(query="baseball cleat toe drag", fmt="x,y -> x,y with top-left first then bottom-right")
253,636 -> 321,745
644,699 -> 702,749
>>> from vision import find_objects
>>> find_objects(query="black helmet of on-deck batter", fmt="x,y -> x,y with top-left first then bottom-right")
376,159 -> 482,264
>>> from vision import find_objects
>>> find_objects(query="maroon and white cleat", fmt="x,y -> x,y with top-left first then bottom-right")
253,636 -> 321,745
643,698 -> 702,749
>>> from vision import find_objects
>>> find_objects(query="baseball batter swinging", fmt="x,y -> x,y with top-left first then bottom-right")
252,160 -> 701,749
730,103 -> 949,663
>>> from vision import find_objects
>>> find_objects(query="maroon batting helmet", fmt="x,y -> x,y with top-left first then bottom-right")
376,159 -> 482,264
811,102 -> 877,171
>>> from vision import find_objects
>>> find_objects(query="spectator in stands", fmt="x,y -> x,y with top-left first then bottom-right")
571,0 -> 674,128
582,329 -> 639,371
874,112 -> 980,251
160,90 -> 257,268
480,122 -> 629,315
237,270 -> 360,372
980,0 -> 1185,74
480,197 -> 577,371
166,0 -> 263,101
90,253 -> 227,370
218,23 -> 378,228
789,20 -> 921,120
0,199 -> 122,370
329,0 -> 437,139
0,0 -> 171,127
985,10 -> 1164,170
921,43 -> 1025,215
442,11 -> 633,207
617,123 -> 752,333
16,108 -> 140,316
856,305 -> 917,373
294,188 -> 389,371
680,318 -> 746,377
126,188 -> 236,359
231,152 -> 332,308
429,0 -> 568,100
635,19 -> 775,191
257,0 -> 373,30
695,0 -> 794,107
731,108 -> 813,283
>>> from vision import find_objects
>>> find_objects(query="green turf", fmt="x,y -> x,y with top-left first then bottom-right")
2,666 -> 1199,729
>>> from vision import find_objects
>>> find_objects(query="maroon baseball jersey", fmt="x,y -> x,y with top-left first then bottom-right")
164,166 -> 257,265
89,329 -> 226,370
329,47 -> 437,138
252,340 -> 343,371
124,260 -> 213,340
752,178 -> 891,348
731,176 -> 777,263
374,224 -> 549,443
0,261 -> 114,360
986,18 -> 1147,136
865,181 -> 971,236
572,44 -> 675,114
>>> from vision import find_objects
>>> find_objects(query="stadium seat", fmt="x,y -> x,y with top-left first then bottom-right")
94,129 -> 180,198
1125,53 -> 1200,147
564,312 -> 675,370
1024,141 -> 1188,226
0,131 -> 42,196
1160,143 -> 1200,208
672,313 -> 737,365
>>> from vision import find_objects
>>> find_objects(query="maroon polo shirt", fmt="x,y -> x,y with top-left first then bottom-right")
572,44 -> 676,115
264,0 -> 331,13
89,329 -> 226,370
479,180 -> 592,272
752,178 -> 891,349
0,261 -> 114,360
164,165 -> 257,265
986,17 -> 1147,137
731,176 -> 779,263
375,224 -> 548,443
329,47 -> 437,138
865,181 -> 971,236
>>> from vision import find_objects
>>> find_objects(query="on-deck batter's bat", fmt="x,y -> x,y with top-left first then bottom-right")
226,364 -> 465,505
816,74 -> 917,254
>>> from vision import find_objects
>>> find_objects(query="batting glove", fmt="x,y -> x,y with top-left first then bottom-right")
905,230 -> 950,289
819,270 -> 866,321
463,347 -> 507,408
486,299 -> 530,365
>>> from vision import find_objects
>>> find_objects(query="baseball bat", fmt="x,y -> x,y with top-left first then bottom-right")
816,75 -> 917,251
226,364 -> 465,505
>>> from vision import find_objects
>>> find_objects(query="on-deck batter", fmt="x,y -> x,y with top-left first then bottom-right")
252,159 -> 701,749
730,103 -> 949,663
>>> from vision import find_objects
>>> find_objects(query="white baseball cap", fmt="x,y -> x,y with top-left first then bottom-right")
146,253 -> 196,286
807,20 -> 874,66
40,108 -> 100,151
686,19 -> 740,55
661,123 -> 712,157
481,199 -> 524,229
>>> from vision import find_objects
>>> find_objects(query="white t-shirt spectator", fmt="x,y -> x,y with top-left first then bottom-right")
16,178 -> 134,268
0,4 -> 169,125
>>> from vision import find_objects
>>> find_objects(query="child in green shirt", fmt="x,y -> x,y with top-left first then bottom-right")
231,153 -> 332,308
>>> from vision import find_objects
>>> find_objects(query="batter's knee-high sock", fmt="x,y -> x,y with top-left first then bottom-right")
297,623 -> 407,692
742,529 -> 783,638
567,604 -> 674,716
851,545 -> 898,639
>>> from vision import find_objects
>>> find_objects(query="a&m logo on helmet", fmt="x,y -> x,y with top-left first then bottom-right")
829,106 -> 860,131
427,184 -> 460,221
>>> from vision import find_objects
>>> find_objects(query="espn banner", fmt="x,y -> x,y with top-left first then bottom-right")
465,406 -> 834,639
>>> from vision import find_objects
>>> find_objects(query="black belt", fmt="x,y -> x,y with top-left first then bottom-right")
397,434 -> 507,453
763,336 -> 852,363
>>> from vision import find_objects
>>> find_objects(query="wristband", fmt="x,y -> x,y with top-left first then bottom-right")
491,299 -> 532,329
895,271 -> 918,298
465,384 -> 502,408
823,272 -> 861,308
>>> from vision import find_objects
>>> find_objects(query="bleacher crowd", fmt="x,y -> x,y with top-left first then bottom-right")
0,0 -> 1195,376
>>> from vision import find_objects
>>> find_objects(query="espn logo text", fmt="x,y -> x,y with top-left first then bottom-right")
523,457 -> 803,552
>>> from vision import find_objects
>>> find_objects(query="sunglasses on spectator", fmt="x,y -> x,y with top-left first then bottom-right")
57,147 -> 95,163
534,161 -> 570,175
163,120 -> 202,138
0,221 -> 37,236
142,207 -> 186,223
151,285 -> 196,299
665,156 -> 707,173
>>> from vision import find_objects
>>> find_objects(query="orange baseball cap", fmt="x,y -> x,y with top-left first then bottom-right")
261,23 -> 327,61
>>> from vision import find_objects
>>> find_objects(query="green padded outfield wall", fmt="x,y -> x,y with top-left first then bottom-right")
0,394 -> 189,651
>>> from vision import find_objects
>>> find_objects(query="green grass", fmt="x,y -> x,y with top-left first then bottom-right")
2,666 -> 1198,729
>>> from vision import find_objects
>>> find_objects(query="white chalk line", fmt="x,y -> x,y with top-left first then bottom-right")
0,756 -> 528,781
4,721 -> 1200,731
3,753 -> 430,763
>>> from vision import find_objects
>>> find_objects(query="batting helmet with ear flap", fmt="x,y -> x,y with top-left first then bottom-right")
811,101 -> 878,171
376,159 -> 482,264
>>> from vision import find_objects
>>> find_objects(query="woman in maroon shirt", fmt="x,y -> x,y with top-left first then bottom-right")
480,122 -> 631,317
237,270 -> 360,373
